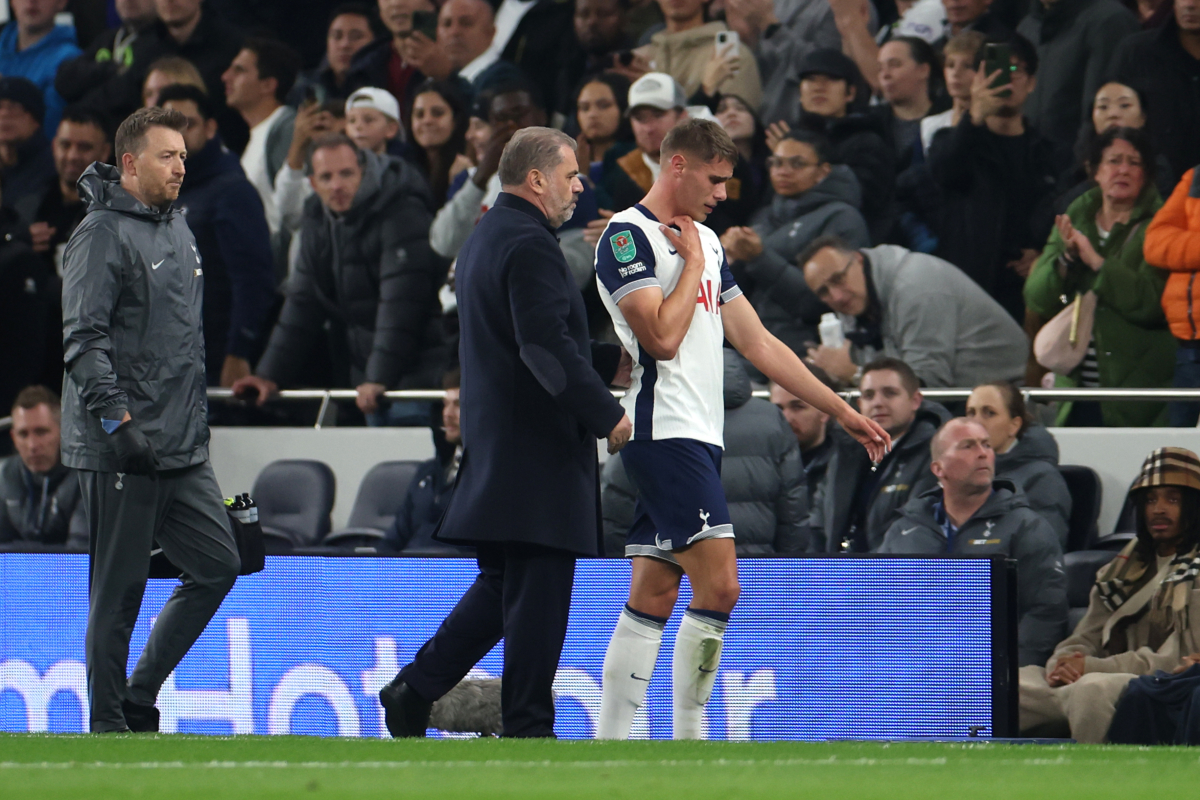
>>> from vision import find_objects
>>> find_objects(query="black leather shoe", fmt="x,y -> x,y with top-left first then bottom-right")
121,699 -> 160,733
379,679 -> 431,738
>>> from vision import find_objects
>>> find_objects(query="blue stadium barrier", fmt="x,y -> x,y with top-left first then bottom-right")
0,553 -> 1016,739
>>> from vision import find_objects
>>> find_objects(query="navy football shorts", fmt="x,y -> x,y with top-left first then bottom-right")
619,438 -> 734,564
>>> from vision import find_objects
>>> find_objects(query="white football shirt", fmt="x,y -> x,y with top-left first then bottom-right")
595,204 -> 742,447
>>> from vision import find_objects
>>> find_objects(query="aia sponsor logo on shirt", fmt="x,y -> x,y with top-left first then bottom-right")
696,279 -> 721,314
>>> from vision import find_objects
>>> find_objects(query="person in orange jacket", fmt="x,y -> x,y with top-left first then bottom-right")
1146,166 -> 1200,426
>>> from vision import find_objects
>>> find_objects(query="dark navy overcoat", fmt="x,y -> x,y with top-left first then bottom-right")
435,192 -> 625,555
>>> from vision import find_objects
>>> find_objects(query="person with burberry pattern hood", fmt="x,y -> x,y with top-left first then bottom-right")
1019,446 -> 1200,742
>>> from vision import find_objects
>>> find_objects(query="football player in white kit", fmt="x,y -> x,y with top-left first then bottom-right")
593,118 -> 891,739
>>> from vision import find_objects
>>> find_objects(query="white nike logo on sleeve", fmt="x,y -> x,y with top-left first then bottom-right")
152,259 -> 164,270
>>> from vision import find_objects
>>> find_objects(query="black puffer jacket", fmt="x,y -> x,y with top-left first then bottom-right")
995,424 -> 1072,550
61,163 -> 209,472
256,151 -> 448,389
601,350 -> 809,556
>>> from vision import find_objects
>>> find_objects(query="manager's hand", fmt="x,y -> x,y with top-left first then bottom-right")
112,419 -> 157,477
231,375 -> 279,407
607,414 -> 633,455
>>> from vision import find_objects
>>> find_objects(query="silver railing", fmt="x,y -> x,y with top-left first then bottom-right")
4,388 -> 1200,432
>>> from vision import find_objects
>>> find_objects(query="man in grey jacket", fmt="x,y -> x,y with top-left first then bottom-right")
61,107 -> 241,734
601,350 -> 809,556
801,234 -> 1028,388
880,417 -> 1068,667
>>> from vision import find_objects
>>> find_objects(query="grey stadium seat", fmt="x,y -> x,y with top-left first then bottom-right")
323,460 -> 423,550
1063,550 -> 1117,633
252,459 -> 336,548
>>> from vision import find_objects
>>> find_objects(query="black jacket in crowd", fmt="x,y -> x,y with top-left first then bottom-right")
0,207 -> 61,416
256,150 -> 448,390
385,444 -> 472,555
61,163 -> 211,472
1114,17 -> 1200,180
499,0 -> 576,116
926,116 -> 1058,321
175,135 -> 276,381
994,423 -> 1072,550
55,22 -> 161,123
435,192 -> 625,556
601,350 -> 810,556
3,134 -> 55,225
0,456 -> 86,549
810,399 -> 952,553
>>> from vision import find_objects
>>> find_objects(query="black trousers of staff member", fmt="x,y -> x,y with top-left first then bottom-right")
397,542 -> 576,737
82,462 -> 240,732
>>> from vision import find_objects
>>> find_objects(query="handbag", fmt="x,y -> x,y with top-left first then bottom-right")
1033,290 -> 1097,374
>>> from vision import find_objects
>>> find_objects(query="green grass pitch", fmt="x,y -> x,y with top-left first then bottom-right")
2,734 -> 1197,799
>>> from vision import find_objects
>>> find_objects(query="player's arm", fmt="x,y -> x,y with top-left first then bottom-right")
722,294 -> 891,461
616,217 -> 708,361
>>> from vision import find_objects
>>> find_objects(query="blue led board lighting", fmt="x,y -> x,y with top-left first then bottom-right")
0,554 -> 1005,739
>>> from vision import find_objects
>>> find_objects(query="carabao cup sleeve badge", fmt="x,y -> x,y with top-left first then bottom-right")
610,231 -> 637,263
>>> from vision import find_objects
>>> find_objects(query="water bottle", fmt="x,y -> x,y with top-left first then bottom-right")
818,313 -> 845,349
241,493 -> 258,524
228,495 -> 249,523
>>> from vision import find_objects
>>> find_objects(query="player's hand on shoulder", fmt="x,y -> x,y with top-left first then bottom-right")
837,409 -> 891,463
660,216 -> 703,266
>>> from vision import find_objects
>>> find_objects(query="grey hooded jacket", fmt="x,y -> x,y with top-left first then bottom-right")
257,150 -> 446,389
737,165 -> 870,356
810,399 -> 951,553
601,351 -> 809,556
879,480 -> 1068,667
849,246 -> 1029,387
995,424 -> 1072,550
61,163 -> 210,472
0,457 -> 87,548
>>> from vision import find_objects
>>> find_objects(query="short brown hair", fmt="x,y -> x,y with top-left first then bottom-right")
12,385 -> 60,418
442,368 -> 461,390
659,118 -> 739,168
861,357 -> 920,395
943,30 -> 986,60
115,106 -> 187,171
306,132 -> 360,173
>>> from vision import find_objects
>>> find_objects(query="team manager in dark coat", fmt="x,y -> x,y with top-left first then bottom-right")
379,127 -> 632,739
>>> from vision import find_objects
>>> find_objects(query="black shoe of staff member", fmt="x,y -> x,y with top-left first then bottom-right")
121,699 -> 160,733
379,679 -> 431,738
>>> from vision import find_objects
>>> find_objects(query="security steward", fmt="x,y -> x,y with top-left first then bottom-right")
61,107 -> 240,734
379,127 -> 634,738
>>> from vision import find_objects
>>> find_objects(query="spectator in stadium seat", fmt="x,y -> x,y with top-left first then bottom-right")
159,84 -> 275,389
1016,0 -> 1139,161
223,39 -> 300,238
801,235 -> 1029,388
642,0 -> 763,110
965,381 -> 1071,549
272,98 -> 345,259
554,0 -> 634,117
722,129 -> 868,358
430,81 -> 545,259
1112,0 -> 1200,181
345,0 -> 446,128
55,0 -> 161,124
1146,163 -> 1200,427
602,349 -> 809,557
405,80 -> 469,210
771,364 -> 838,502
926,33 -> 1057,323
288,4 -> 379,107
767,49 -> 896,245
491,0 -> 578,119
148,0 -> 246,151
574,73 -> 633,186
28,106 -> 111,276
436,0 -> 526,98
1019,446 -> 1200,742
0,386 -> 86,549
1025,127 -> 1173,428
918,31 -> 984,156
345,86 -> 403,157
880,417 -> 1067,667
385,369 -> 473,554
0,77 -> 55,224
933,0 -> 1014,50
0,0 -> 82,140
232,134 -> 447,423
873,37 -> 940,169
140,54 -> 204,108
810,358 -> 949,553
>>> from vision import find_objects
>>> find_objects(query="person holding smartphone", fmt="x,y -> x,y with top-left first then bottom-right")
643,0 -> 763,110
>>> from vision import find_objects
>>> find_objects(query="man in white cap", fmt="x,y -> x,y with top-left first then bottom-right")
596,72 -> 687,215
345,87 -> 402,156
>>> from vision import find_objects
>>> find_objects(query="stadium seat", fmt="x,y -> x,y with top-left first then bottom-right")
1092,482 -> 1137,551
252,459 -> 336,548
323,460 -> 423,550
1064,550 -> 1117,633
1058,465 -> 1102,552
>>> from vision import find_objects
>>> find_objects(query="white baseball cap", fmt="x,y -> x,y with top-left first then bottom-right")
627,73 -> 687,113
345,87 -> 400,122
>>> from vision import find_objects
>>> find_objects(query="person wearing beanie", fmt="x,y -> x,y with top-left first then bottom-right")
0,0 -> 82,140
0,76 -> 55,224
1019,446 -> 1200,743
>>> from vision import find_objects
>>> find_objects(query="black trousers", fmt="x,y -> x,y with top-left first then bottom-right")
81,462 -> 240,732
398,541 -> 576,737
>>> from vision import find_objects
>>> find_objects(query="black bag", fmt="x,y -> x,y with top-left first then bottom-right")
1107,663 -> 1200,745
147,508 -> 265,579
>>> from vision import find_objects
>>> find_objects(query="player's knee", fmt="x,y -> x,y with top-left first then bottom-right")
700,576 -> 739,613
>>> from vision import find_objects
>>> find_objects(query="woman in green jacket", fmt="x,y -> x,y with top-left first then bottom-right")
1025,127 -> 1173,427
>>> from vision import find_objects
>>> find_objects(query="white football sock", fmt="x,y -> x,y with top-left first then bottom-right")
597,606 -> 665,739
672,609 -> 727,740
